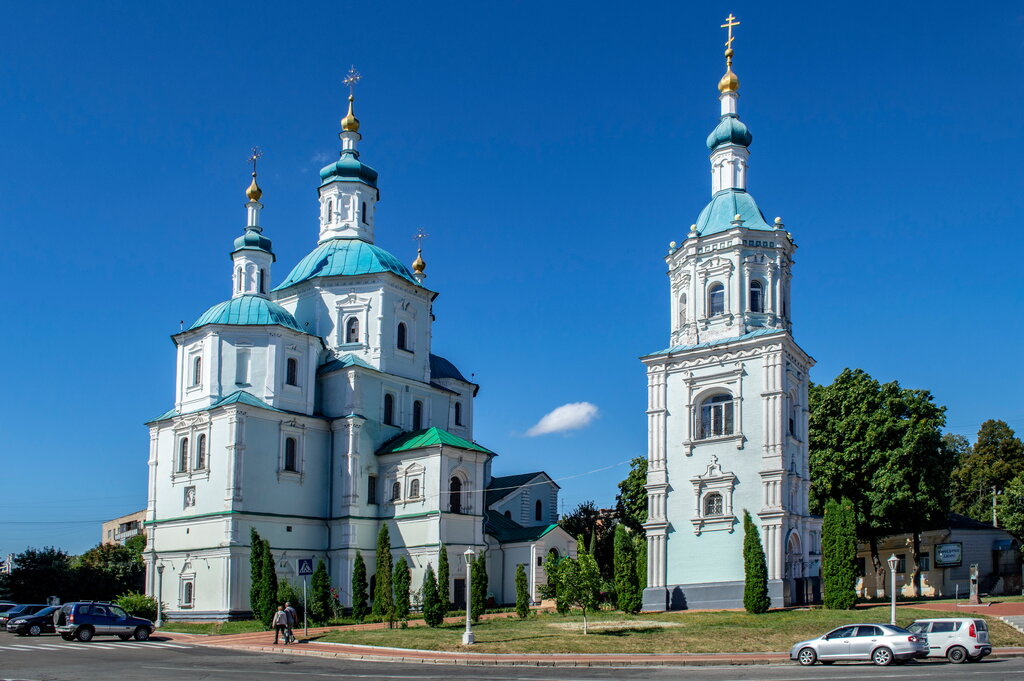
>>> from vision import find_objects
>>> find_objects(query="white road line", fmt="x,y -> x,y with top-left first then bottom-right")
4,645 -> 40,651
144,642 -> 191,648
31,644 -> 71,651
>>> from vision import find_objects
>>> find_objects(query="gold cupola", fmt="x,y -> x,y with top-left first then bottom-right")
341,94 -> 360,132
718,48 -> 740,93
246,171 -> 262,201
412,248 -> 426,274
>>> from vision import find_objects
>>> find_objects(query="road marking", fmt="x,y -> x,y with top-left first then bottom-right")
145,642 -> 191,648
30,644 -> 71,651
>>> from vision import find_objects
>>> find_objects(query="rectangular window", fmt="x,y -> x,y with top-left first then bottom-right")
918,553 -> 931,572
896,554 -> 906,574
699,400 -> 734,439
367,475 -> 377,504
236,349 -> 250,385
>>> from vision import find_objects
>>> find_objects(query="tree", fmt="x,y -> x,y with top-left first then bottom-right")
277,580 -> 303,624
742,511 -> 770,614
114,591 -> 160,621
6,547 -> 75,603
421,564 -> 443,627
258,538 -> 278,627
613,524 -> 642,613
559,549 -> 601,633
351,551 -> 369,621
309,559 -> 332,624
515,563 -> 530,618
616,456 -> 648,534
952,421 -> 1024,523
470,550 -> 488,622
437,544 -> 450,616
1000,473 -> 1024,541
635,533 -> 647,591
559,501 -> 615,579
821,498 -> 857,609
372,525 -> 394,622
124,533 -> 146,557
393,556 -> 411,621
249,529 -> 268,624
540,551 -> 569,614
75,542 -> 145,601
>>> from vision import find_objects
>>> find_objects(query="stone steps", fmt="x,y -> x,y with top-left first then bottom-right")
1001,615 -> 1024,635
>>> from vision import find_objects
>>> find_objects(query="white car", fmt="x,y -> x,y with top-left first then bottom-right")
907,618 -> 991,663
790,623 -> 929,666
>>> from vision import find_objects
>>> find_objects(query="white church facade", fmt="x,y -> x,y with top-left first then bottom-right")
641,25 -> 821,611
143,91 -> 574,620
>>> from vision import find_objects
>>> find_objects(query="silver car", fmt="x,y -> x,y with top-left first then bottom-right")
907,618 -> 992,662
791,623 -> 929,666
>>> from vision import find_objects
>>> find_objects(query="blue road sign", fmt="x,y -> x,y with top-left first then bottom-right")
298,559 -> 313,576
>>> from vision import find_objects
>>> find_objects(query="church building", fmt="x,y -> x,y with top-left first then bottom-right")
143,82 -> 574,620
641,20 -> 821,610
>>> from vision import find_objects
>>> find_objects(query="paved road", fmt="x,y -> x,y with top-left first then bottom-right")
2,634 -> 1024,681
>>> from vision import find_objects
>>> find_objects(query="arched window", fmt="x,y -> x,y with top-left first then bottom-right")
392,481 -> 401,501
361,201 -> 368,224
191,356 -> 202,387
346,317 -> 360,344
259,269 -> 266,294
449,476 -> 462,513
326,198 -> 333,223
284,437 -> 297,472
699,393 -> 735,439
504,510 -> 512,519
678,293 -> 688,326
454,402 -> 463,426
708,283 -> 725,317
749,280 -> 763,313
236,267 -> 242,292
413,400 -> 423,431
196,434 -> 207,470
396,322 -> 408,350
535,499 -> 543,522
286,357 -> 298,386
178,438 -> 189,473
182,581 -> 194,607
789,396 -> 799,438
703,492 -> 724,516
383,393 -> 395,426
409,478 -> 420,498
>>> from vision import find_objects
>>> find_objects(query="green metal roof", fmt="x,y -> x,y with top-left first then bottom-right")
485,472 -> 549,508
147,390 -> 284,424
484,510 -> 560,544
189,295 -> 304,333
375,427 -> 495,456
646,328 -> 783,357
693,189 -> 775,237
273,237 -> 422,291
318,353 -> 376,375
319,150 -> 379,189
232,227 -> 274,259
706,114 -> 752,151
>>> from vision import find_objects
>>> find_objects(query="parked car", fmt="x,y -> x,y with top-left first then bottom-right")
6,605 -> 60,636
907,618 -> 991,663
54,602 -> 154,642
0,602 -> 16,613
791,623 -> 929,666
0,605 -> 49,628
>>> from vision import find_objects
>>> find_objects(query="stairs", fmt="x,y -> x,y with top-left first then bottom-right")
1001,615 -> 1024,635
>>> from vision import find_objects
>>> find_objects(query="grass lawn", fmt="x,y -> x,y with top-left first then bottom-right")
315,606 -> 1024,654
158,620 -> 265,635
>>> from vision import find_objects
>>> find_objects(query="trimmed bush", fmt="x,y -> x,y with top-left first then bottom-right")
742,510 -> 770,614
822,498 -> 858,609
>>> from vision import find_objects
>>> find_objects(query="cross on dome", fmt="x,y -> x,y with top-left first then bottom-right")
246,146 -> 263,201
718,13 -> 741,93
341,66 -> 362,133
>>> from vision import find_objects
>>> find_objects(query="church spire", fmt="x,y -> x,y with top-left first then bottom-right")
232,148 -> 275,298
707,14 -> 752,194
340,66 -> 362,152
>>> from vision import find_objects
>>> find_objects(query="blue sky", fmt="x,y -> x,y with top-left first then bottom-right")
2,1 -> 1022,556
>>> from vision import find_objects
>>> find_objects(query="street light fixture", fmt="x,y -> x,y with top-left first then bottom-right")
462,548 -> 475,645
155,563 -> 165,629
887,553 -> 898,626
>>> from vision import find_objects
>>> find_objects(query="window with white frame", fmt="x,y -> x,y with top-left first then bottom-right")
707,283 -> 725,317
383,393 -> 395,426
195,434 -> 207,470
283,437 -> 298,472
703,492 -> 724,516
346,317 -> 360,344
409,478 -> 421,499
361,201 -> 368,224
454,402 -> 463,426
258,269 -> 266,294
397,322 -> 409,351
392,480 -> 401,501
749,280 -> 764,313
236,348 -> 250,385
177,438 -> 189,473
690,456 -> 737,534
180,577 -> 195,608
678,293 -> 688,325
699,393 -> 735,439
326,198 -> 334,223
367,475 -> 377,504
286,357 -> 299,387
412,400 -> 423,431
190,356 -> 202,387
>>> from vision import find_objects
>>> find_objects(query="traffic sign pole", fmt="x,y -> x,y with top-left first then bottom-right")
297,558 -> 314,639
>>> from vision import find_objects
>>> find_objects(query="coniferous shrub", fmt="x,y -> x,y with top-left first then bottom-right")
470,550 -> 488,623
372,525 -> 395,623
515,563 -> 530,618
351,551 -> 369,621
437,544 -> 450,616
822,497 -> 858,609
393,556 -> 411,621
249,529 -> 267,624
309,559 -> 332,624
613,524 -> 642,613
421,564 -> 443,627
742,511 -> 771,614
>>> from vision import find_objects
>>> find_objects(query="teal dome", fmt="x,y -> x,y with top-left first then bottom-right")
232,227 -> 274,259
190,295 -> 304,333
274,237 -> 421,291
320,150 -> 378,190
693,189 -> 774,237
706,114 -> 752,151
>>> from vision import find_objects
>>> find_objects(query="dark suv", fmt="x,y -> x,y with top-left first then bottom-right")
55,602 -> 154,642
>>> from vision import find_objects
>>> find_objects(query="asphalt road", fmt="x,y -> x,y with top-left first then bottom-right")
2,633 -> 1024,681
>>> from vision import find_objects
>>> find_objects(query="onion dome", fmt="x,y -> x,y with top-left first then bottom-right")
274,237 -> 423,291
232,226 -> 274,260
718,48 -> 739,93
412,248 -> 426,274
706,114 -> 752,151
246,172 -> 262,201
189,294 -> 303,333
341,94 -> 360,132
320,151 -> 379,189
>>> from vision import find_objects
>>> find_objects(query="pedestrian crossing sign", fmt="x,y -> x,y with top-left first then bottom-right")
298,559 -> 313,576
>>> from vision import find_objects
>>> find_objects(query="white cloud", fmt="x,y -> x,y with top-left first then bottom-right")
526,402 -> 599,437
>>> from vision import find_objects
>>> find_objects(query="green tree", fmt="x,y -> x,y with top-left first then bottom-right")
114,591 -> 161,622
470,550 -> 488,622
249,529 -> 268,623
437,544 -> 450,616
75,542 -> 145,601
309,559 -> 332,624
635,533 -> 647,591
124,533 -> 147,557
559,549 -> 601,633
742,511 -> 770,614
613,524 -> 642,613
372,525 -> 395,622
393,556 -> 411,620
1000,472 -> 1024,541
6,547 -> 75,603
258,538 -> 278,627
277,580 -> 304,624
421,564 -> 443,627
616,456 -> 648,534
515,563 -> 530,618
351,551 -> 369,621
821,498 -> 857,609
559,501 -> 615,579
540,551 -> 569,614
953,420 -> 1024,523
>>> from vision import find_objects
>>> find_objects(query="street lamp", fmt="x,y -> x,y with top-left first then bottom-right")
887,554 -> 898,626
462,548 -> 475,645
155,563 -> 165,628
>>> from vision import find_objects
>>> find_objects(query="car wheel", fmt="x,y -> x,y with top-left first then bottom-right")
133,627 -> 151,641
947,646 -> 968,664
76,626 -> 94,642
797,647 -> 817,666
118,634 -> 132,641
872,647 -> 894,666
28,624 -> 42,636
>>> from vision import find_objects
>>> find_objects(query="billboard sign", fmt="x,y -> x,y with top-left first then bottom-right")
935,542 -> 963,568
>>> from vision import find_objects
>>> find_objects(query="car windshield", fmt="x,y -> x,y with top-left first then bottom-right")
885,625 -> 911,635
36,606 -> 59,616
907,622 -> 928,634
3,606 -> 28,615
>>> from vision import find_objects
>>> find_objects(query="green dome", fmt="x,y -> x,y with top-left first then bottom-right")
232,227 -> 274,259
693,189 -> 774,237
320,150 -> 378,189
273,237 -> 421,291
190,295 -> 304,333
706,114 -> 752,151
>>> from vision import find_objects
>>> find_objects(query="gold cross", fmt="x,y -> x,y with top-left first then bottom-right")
721,13 -> 740,50
344,65 -> 362,96
248,146 -> 263,174
413,228 -> 430,249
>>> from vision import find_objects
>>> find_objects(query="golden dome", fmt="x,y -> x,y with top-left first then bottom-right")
718,68 -> 739,93
246,172 -> 262,201
341,94 -> 360,132
412,248 -> 426,274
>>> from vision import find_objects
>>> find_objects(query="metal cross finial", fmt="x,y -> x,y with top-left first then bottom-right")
413,228 -> 430,249
344,65 -> 362,96
721,13 -> 740,50
248,146 -> 263,175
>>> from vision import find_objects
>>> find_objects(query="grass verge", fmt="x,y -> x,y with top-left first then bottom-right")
158,620 -> 265,635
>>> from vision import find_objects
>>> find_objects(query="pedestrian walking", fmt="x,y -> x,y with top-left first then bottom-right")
284,601 -> 298,644
272,606 -> 288,644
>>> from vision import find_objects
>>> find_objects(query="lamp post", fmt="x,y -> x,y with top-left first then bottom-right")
462,548 -> 475,645
155,563 -> 165,628
887,554 -> 898,626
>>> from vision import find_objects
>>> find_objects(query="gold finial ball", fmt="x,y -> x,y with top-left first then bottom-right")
718,69 -> 739,93
412,249 -> 426,274
774,217 -> 783,224
341,94 -> 360,132
734,214 -> 742,221
725,48 -> 734,58
246,172 -> 262,201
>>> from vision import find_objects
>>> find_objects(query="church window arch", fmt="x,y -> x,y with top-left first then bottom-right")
326,198 -> 333,223
749,280 -> 764,313
535,499 -> 543,522
258,269 -> 266,294
698,393 -> 735,439
454,402 -> 463,427
191,356 -> 202,387
413,400 -> 423,431
361,201 -> 368,224
181,579 -> 194,608
678,293 -> 688,326
236,267 -> 242,292
286,357 -> 299,387
178,438 -> 189,473
409,478 -> 420,499
346,317 -> 360,344
383,393 -> 395,426
789,392 -> 799,438
703,492 -> 724,517
283,437 -> 298,472
448,476 -> 463,513
504,510 -> 512,519
396,322 -> 409,351
707,283 -> 725,317
195,434 -> 207,470
392,480 -> 402,501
